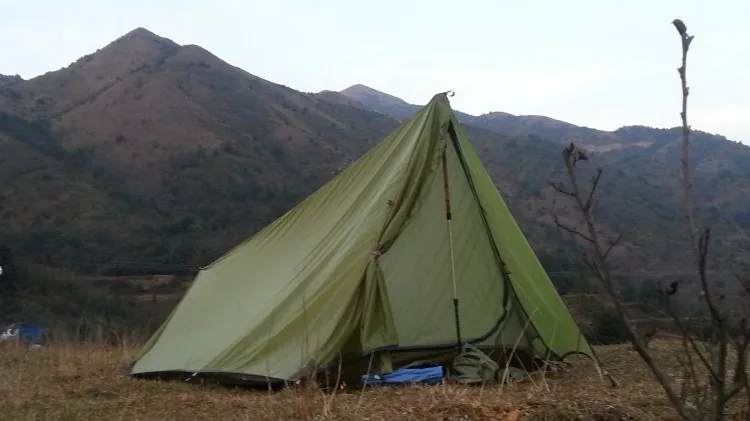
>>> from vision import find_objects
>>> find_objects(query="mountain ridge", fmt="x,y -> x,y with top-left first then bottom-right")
0,27 -> 747,291
334,83 -> 743,149
0,74 -> 23,87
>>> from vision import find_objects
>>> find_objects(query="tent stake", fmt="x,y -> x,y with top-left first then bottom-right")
442,146 -> 462,351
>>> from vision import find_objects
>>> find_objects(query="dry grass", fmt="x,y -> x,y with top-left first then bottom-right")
0,339 -> 714,421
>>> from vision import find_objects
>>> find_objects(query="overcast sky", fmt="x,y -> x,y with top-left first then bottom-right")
2,0 -> 748,143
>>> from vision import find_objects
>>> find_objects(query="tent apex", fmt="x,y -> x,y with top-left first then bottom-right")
427,90 -> 456,109
432,90 -> 455,101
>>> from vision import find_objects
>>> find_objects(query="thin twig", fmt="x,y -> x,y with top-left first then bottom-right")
553,215 -> 594,243
602,235 -> 623,261
549,182 -> 575,197
584,169 -> 602,213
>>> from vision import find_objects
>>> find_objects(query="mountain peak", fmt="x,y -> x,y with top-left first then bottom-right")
108,27 -> 180,50
337,84 -> 420,119
341,84 -> 409,104
9,26 -> 183,116
122,27 -> 168,40
126,27 -> 157,36
341,84 -> 378,93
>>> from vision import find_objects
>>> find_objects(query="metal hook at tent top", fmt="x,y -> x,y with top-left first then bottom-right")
441,90 -> 455,97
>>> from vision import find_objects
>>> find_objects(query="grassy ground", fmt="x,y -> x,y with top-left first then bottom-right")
0,339 -> 735,420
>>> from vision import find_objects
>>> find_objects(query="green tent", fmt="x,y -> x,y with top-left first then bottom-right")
130,92 -> 596,385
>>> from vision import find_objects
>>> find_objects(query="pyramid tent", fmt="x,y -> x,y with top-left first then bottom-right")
129,92 -> 596,385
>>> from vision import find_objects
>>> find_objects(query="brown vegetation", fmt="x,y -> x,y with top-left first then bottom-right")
0,339 -> 721,420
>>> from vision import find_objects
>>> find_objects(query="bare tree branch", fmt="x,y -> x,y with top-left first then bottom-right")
602,235 -> 623,261
548,181 -> 575,197
553,140 -> 694,419
548,19 -> 750,421
673,20 -> 749,418
552,215 -> 594,243
583,168 -> 602,213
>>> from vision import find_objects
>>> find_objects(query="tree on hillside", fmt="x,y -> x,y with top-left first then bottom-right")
551,20 -> 749,421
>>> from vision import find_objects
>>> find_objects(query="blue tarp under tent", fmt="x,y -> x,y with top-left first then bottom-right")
361,365 -> 445,386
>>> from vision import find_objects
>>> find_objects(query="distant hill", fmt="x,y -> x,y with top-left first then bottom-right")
0,28 -> 747,318
338,84 -> 421,119
336,84 -> 747,155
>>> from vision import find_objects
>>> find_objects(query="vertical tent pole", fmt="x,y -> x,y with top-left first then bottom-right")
442,145 -> 462,351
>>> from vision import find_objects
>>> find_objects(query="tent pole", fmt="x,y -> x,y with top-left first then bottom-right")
442,146 -> 462,351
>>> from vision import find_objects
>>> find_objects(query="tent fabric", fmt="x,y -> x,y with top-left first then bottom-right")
129,92 -> 596,383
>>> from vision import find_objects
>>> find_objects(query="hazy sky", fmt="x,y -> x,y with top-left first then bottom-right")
2,0 -> 748,143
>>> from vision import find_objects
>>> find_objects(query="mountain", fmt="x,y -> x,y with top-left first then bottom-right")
0,28 -> 402,271
0,74 -> 22,87
0,28 -> 748,308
